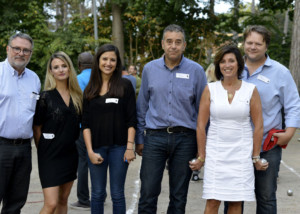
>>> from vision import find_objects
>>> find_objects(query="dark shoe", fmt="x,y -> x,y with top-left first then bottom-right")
69,201 -> 90,211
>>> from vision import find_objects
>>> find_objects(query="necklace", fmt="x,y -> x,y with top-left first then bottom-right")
227,92 -> 234,99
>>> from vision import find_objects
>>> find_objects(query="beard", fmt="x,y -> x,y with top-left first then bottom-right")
9,56 -> 31,71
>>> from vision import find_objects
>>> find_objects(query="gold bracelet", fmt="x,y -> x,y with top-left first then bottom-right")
197,156 -> 205,162
127,141 -> 134,144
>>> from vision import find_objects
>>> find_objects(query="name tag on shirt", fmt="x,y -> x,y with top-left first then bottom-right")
176,73 -> 189,79
30,92 -> 40,100
257,74 -> 270,83
43,133 -> 55,139
105,98 -> 119,104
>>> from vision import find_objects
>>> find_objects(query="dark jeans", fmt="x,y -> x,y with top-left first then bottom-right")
88,145 -> 128,214
255,146 -> 282,214
0,140 -> 32,214
138,130 -> 197,214
75,131 -> 90,205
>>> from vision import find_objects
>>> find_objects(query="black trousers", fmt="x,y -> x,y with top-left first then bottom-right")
75,131 -> 90,205
0,140 -> 32,214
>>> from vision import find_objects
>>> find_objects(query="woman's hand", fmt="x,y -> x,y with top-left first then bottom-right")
189,159 -> 204,171
88,151 -> 104,165
124,149 -> 136,164
254,159 -> 269,171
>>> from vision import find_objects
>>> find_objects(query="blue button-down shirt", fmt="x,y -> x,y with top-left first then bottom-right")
242,55 -> 300,149
77,68 -> 91,92
0,59 -> 41,139
136,56 -> 207,144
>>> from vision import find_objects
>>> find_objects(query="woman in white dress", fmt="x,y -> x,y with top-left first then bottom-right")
190,44 -> 268,214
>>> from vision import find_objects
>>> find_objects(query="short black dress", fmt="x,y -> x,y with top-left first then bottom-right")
34,89 -> 80,188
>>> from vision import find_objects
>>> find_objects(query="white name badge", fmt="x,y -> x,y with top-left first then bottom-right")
43,133 -> 55,139
176,73 -> 189,79
257,74 -> 270,83
105,98 -> 119,104
30,92 -> 40,100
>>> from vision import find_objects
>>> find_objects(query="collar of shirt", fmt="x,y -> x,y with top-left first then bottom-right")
5,58 -> 27,77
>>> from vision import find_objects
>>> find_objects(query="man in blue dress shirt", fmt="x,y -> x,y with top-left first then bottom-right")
70,52 -> 93,210
0,33 -> 41,213
242,25 -> 300,214
136,24 -> 207,213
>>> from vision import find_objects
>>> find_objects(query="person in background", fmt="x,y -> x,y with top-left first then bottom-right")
82,44 -> 137,214
122,65 -> 136,93
0,33 -> 40,214
205,63 -> 217,83
128,64 -> 141,97
191,44 -> 265,214
33,51 -> 82,214
136,24 -> 207,213
242,25 -> 300,214
70,51 -> 93,210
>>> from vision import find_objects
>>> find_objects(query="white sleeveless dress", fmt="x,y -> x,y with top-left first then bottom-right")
202,80 -> 256,201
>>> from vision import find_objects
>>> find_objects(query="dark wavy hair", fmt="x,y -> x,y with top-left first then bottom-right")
84,44 -> 123,100
214,44 -> 244,80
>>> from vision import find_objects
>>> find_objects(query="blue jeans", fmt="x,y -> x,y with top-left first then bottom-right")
255,145 -> 282,214
0,140 -> 32,214
88,145 -> 128,214
138,130 -> 197,214
75,131 -> 90,205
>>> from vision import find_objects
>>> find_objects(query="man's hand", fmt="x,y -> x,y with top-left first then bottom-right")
135,144 -> 144,156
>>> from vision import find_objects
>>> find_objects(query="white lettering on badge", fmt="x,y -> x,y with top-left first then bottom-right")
176,73 -> 189,79
257,74 -> 270,83
105,98 -> 119,104
43,133 -> 55,139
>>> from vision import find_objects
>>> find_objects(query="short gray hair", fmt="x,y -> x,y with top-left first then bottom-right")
162,24 -> 186,42
8,33 -> 34,49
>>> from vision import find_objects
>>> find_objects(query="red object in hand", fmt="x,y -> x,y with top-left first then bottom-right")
263,129 -> 287,152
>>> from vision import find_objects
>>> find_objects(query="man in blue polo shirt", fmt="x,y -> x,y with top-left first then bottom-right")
136,24 -> 207,213
242,25 -> 300,214
0,33 -> 41,213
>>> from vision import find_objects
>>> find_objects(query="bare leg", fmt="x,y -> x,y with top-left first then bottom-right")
228,201 -> 242,214
54,181 -> 74,214
204,199 -> 221,214
40,187 -> 59,214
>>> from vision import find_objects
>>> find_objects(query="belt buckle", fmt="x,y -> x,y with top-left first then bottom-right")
167,127 -> 173,134
13,139 -> 22,145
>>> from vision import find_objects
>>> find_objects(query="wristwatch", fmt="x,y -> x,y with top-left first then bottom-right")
252,156 -> 260,163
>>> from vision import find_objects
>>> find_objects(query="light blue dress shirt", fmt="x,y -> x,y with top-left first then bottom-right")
136,56 -> 207,144
242,55 -> 300,149
0,59 -> 41,139
77,68 -> 91,92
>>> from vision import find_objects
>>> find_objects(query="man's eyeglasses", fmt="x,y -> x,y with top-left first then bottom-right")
9,45 -> 32,56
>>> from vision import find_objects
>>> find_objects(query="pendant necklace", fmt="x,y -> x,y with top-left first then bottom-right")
227,92 -> 234,99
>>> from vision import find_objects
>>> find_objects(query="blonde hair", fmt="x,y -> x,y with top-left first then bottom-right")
44,51 -> 82,114
205,63 -> 217,83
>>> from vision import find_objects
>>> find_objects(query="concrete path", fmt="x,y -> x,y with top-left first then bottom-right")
4,130 -> 300,213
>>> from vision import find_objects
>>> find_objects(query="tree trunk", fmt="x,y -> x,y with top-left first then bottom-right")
282,8 -> 289,44
289,0 -> 300,91
112,3 -> 124,65
251,0 -> 255,14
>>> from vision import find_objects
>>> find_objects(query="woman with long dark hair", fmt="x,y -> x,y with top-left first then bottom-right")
82,44 -> 137,214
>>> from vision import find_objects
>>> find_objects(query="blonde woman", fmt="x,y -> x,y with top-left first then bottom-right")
205,63 -> 217,83
33,51 -> 82,214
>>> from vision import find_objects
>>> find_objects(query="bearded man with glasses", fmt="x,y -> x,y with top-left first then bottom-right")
0,33 -> 41,213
